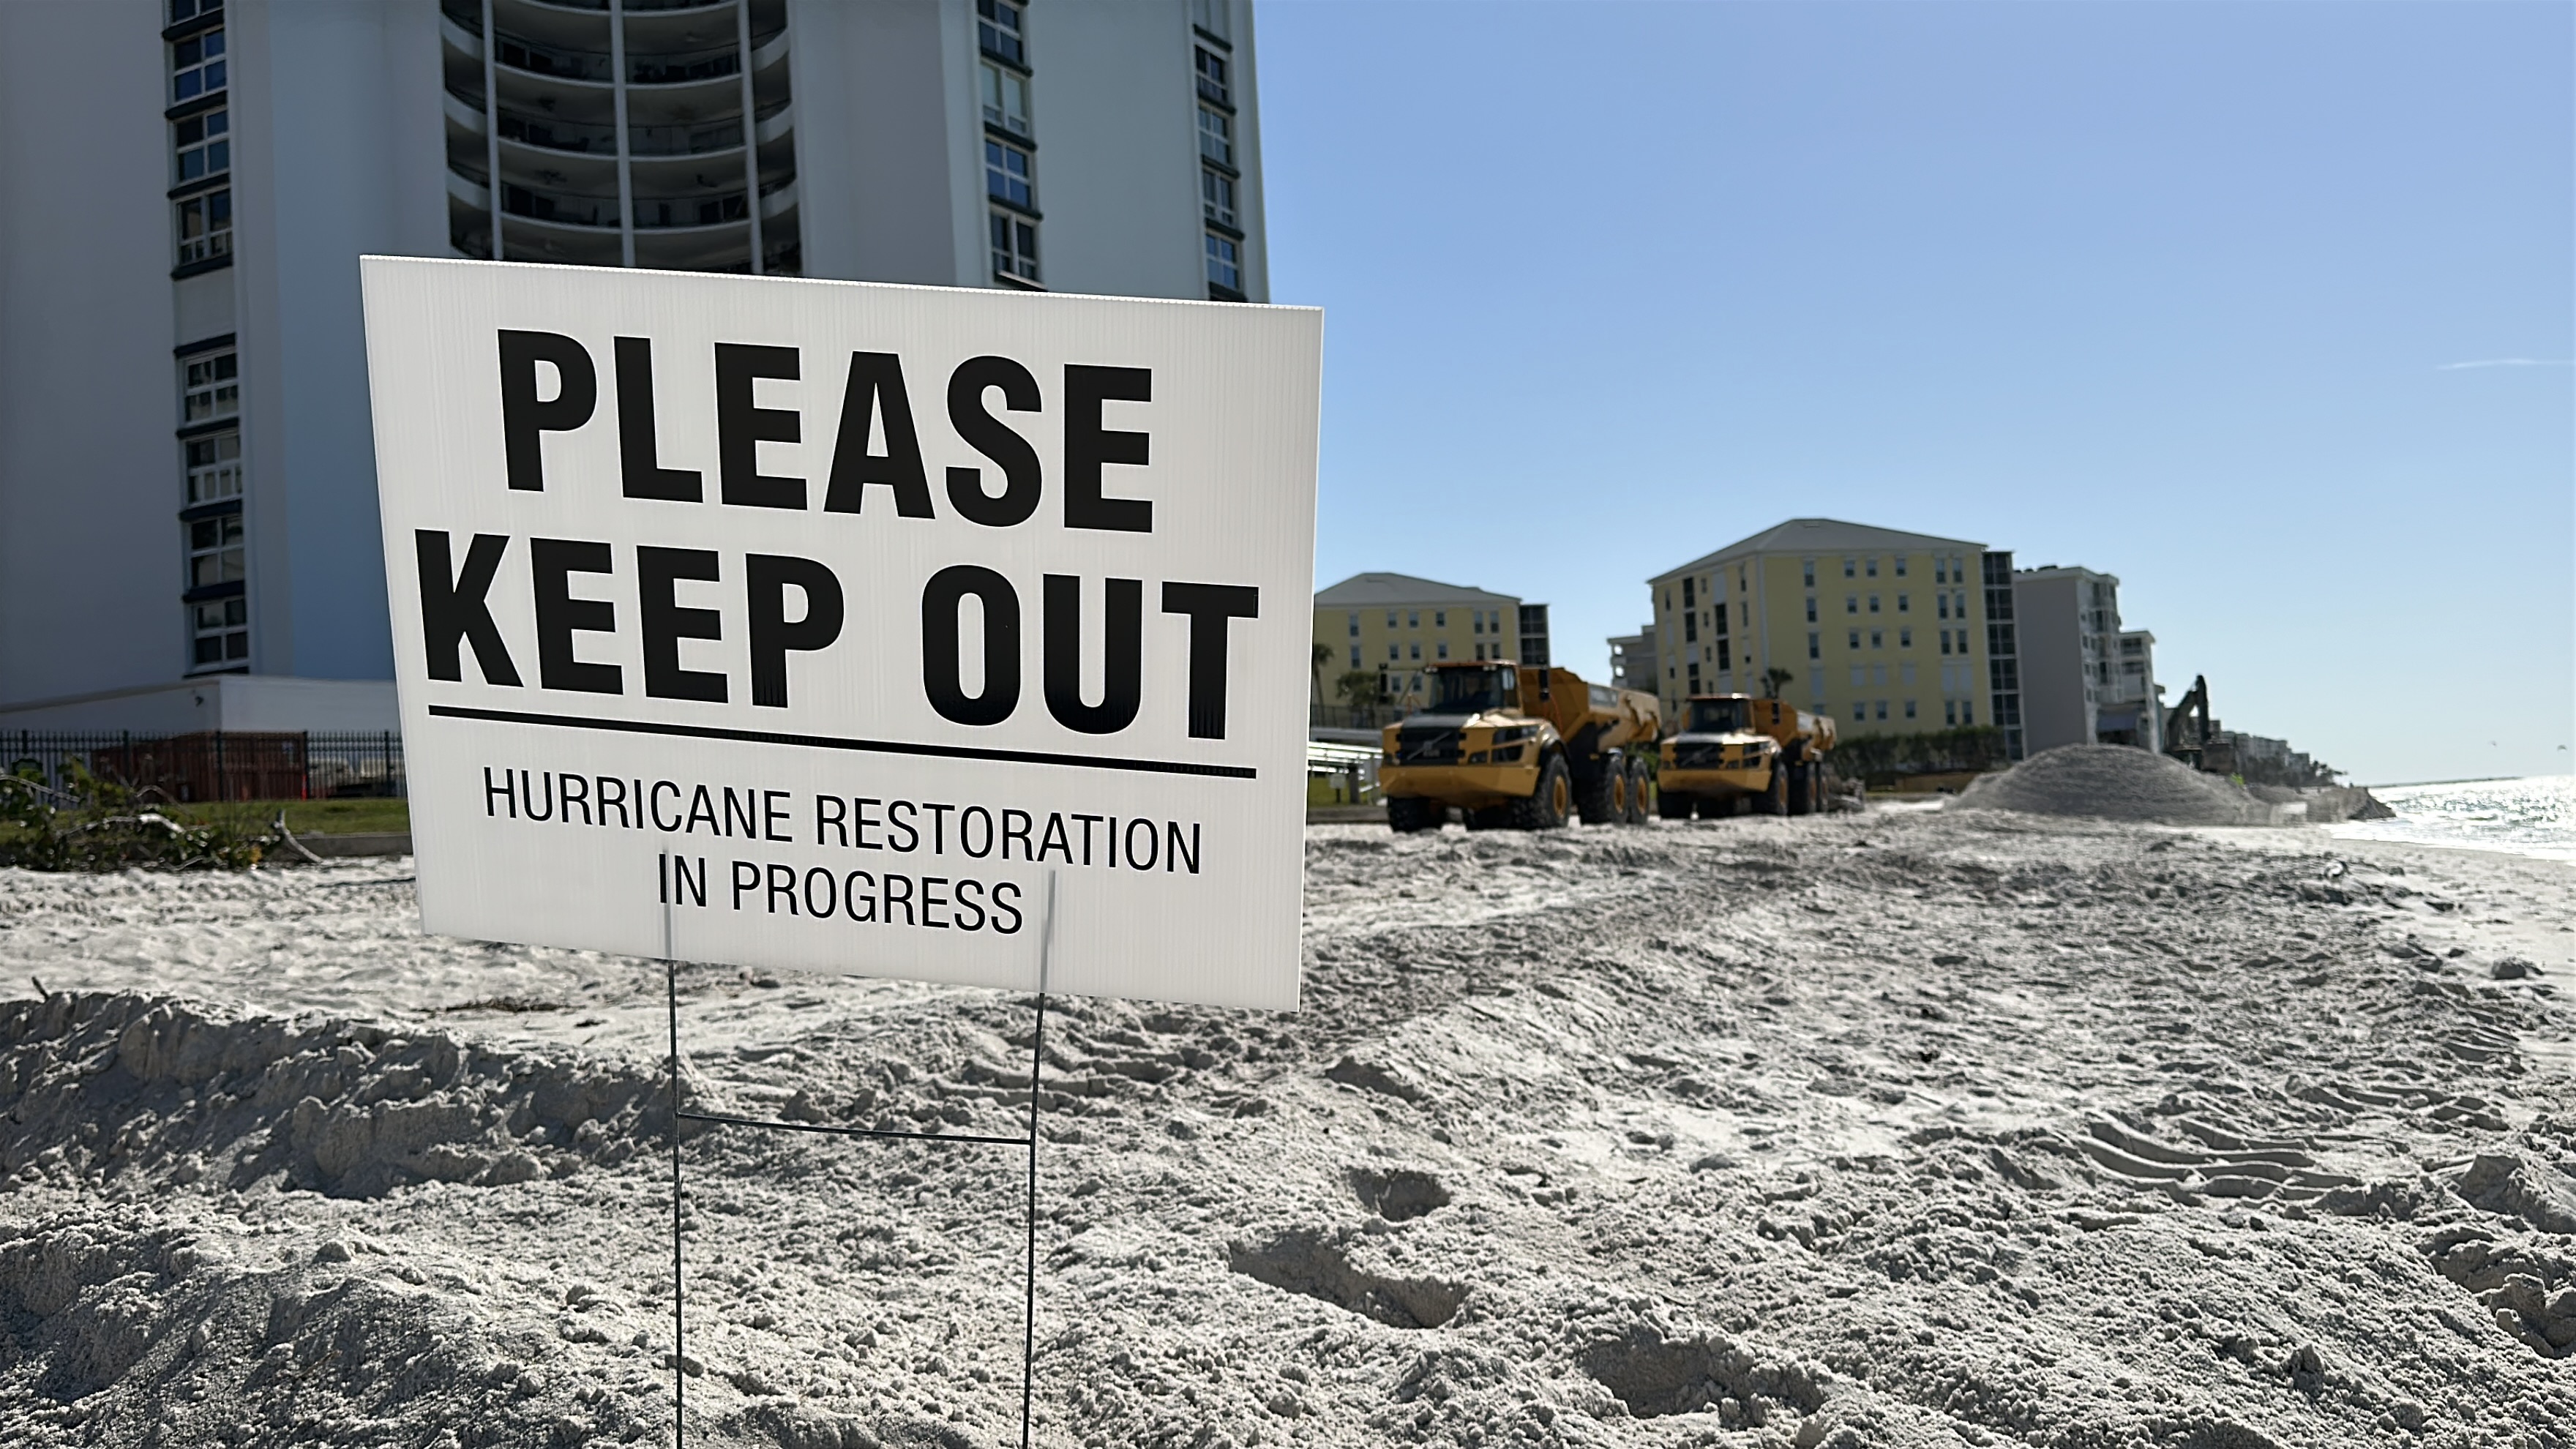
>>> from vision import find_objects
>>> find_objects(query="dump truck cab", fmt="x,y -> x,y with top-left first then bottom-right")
1658,694 -> 1838,818
1379,662 -> 1661,832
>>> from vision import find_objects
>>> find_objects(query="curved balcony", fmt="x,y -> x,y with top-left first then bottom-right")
445,10 -> 781,91
502,0 -> 738,12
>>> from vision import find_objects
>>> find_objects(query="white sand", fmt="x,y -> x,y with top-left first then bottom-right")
1952,745 -> 2275,825
0,809 -> 2570,1448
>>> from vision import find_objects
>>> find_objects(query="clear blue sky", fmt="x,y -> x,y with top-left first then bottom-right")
1257,1 -> 2572,785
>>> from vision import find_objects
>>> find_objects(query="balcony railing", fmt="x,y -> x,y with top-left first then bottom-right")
468,95 -> 770,157
633,190 -> 746,228
494,34 -> 615,83
502,182 -> 618,228
512,0 -> 735,11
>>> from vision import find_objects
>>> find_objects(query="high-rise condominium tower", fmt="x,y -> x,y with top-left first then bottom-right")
0,0 -> 1267,727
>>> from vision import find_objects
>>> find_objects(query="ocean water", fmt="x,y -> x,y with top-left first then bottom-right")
2326,775 -> 2576,862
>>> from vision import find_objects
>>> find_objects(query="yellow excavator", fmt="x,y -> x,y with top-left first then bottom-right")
1656,694 -> 1837,818
1379,662 -> 1663,832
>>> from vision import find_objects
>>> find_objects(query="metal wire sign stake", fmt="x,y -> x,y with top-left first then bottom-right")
662,875 -> 1057,1447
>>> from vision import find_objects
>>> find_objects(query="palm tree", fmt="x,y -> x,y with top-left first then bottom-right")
1761,666 -> 1793,700
1311,640 -> 1335,705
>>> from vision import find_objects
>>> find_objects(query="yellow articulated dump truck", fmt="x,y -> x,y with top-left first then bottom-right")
1656,694 -> 1838,819
1379,662 -> 1663,832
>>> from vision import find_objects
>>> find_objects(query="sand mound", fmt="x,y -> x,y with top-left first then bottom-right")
1950,744 -> 2271,825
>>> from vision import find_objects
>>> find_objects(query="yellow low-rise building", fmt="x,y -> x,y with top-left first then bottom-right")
1644,519 -> 2019,749
1312,572 -> 1537,708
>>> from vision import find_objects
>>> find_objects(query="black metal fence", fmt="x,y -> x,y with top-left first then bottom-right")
1,731 -> 405,801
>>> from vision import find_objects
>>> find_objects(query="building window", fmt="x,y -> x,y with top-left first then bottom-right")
176,190 -> 232,266
1387,643 -> 1398,662
1944,700 -> 1957,725
1434,610 -> 1448,628
1349,645 -> 1360,667
979,62 -> 1032,138
1436,643 -> 1448,660
174,108 -> 229,184
1409,642 -> 1420,660
1688,662 -> 1701,693
1347,612 -> 1358,637
990,210 -> 1039,284
191,596 -> 250,666
171,0 -> 223,21
1682,613 -> 1698,644
1846,629 -> 1859,650
1201,167 -> 1236,228
1194,47 -> 1229,107
187,513 -> 244,591
182,351 -> 239,423
1899,627 -> 1912,648
1868,595 -> 1880,614
1802,558 -> 1815,587
1842,558 -> 1855,578
1869,629 -> 1882,649
1905,699 -> 1917,719
185,432 -> 241,503
1803,596 -> 1816,623
976,0 -> 1026,67
1189,0 -> 1230,42
1876,700 -> 1888,721
1865,558 -> 1879,577
1197,106 -> 1233,166
1845,595 -> 1857,615
1961,700 -> 1973,725
1406,611 -> 1418,628
1385,610 -> 1397,628
1807,632 -> 1819,661
1894,557 -> 1907,577
1205,232 -> 1242,295
171,27 -> 226,102
985,139 -> 1035,209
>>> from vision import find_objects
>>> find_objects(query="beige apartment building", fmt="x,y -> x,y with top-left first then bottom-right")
1312,572 -> 1542,707
1644,519 -> 2023,750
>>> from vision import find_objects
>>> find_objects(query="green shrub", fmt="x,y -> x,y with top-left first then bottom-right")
0,761 -> 276,871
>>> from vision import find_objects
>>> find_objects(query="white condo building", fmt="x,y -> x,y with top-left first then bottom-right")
0,0 -> 1267,729
2012,564 -> 2160,755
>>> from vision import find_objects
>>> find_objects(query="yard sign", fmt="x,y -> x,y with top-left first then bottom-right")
362,258 -> 1319,1009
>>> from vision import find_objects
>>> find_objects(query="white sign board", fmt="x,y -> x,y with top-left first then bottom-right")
361,258 -> 1319,1010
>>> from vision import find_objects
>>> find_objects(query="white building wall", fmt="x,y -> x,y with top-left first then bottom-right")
247,0 -> 449,681
1033,2 -> 1207,301
0,0 -> 177,707
787,0 -> 961,287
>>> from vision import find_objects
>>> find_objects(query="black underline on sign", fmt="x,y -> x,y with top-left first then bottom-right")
678,1109 -> 1027,1147
425,704 -> 1259,779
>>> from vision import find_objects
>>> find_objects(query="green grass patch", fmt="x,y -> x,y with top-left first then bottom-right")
217,798 -> 411,836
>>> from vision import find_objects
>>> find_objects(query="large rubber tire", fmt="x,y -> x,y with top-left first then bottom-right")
1658,788 -> 1696,820
1786,761 -> 1813,816
1761,765 -> 1789,816
1622,761 -> 1652,824
1511,755 -> 1573,830
1575,752 -> 1623,826
1387,796 -> 1442,834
